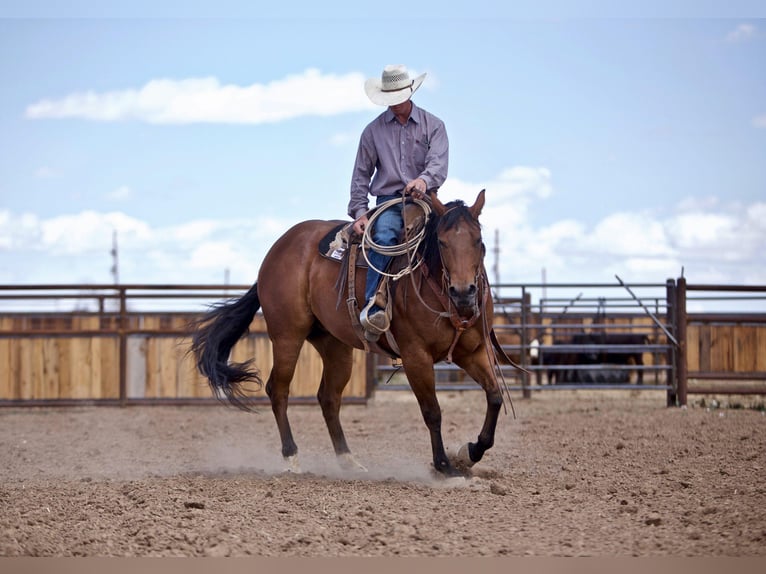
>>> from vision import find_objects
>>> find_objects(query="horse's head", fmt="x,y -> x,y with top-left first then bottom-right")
426,189 -> 487,317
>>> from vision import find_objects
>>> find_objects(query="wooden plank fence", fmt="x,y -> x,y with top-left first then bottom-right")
0,306 -> 368,405
1,280 -> 765,406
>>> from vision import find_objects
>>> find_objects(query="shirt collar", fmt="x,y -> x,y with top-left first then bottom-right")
384,101 -> 420,124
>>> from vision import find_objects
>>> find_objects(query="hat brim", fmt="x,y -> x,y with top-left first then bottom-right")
364,72 -> 426,106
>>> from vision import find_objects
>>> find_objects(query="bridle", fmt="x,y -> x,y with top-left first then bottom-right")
420,207 -> 487,363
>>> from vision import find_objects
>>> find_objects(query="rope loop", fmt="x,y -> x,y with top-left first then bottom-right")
361,196 -> 432,281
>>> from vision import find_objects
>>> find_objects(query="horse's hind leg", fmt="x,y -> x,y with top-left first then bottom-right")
265,339 -> 305,472
310,335 -> 367,472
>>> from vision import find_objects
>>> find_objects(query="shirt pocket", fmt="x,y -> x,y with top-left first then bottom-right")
413,137 -> 429,169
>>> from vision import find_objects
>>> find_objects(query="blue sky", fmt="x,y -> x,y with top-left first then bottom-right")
1,3 -> 765,296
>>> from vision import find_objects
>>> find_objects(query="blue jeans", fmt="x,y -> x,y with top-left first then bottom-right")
364,198 -> 403,307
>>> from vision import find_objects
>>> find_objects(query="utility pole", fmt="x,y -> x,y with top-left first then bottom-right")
110,230 -> 119,285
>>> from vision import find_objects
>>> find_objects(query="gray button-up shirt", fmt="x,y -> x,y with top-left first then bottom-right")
348,102 -> 449,219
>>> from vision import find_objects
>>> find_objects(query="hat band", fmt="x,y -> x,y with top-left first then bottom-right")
381,80 -> 413,93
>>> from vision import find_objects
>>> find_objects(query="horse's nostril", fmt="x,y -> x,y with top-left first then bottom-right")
449,284 -> 477,300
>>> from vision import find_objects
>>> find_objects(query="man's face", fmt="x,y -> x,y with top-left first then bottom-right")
389,99 -> 411,116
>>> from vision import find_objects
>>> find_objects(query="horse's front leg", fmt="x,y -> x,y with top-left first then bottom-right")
402,355 -> 463,477
453,350 -> 504,468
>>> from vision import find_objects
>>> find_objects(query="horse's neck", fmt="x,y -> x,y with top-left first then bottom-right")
403,263 -> 450,316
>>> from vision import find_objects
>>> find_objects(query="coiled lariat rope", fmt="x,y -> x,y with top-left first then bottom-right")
361,196 -> 432,280
360,194 -> 519,418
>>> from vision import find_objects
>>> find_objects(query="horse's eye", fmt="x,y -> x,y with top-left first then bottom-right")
438,240 -> 448,249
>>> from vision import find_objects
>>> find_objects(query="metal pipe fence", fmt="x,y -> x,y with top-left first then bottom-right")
2,279 -> 766,407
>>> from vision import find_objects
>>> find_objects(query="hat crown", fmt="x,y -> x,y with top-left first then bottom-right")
380,65 -> 413,92
364,64 -> 426,106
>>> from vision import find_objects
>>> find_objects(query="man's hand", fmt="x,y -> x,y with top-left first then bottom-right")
404,178 -> 427,200
353,214 -> 369,235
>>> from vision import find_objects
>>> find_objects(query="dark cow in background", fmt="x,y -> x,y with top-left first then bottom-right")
534,332 -> 649,385
532,338 -> 577,385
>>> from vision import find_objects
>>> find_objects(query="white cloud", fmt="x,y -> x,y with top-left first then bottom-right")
0,211 -> 42,249
726,23 -> 756,42
620,257 -> 682,276
25,69 -> 376,125
1,169 -> 764,294
438,168 -> 765,286
40,211 -> 151,255
669,212 -> 735,248
753,114 -> 766,129
188,241 -> 248,271
439,166 -> 553,236
0,208 -> 295,285
746,202 -> 766,226
585,213 -> 673,257
481,166 -> 553,203
170,220 -> 219,243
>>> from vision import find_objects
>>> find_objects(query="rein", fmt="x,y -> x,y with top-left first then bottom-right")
345,193 -> 521,415
420,265 -> 487,363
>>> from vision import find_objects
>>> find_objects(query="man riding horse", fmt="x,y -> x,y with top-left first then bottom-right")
190,64 -> 507,478
348,64 -> 449,340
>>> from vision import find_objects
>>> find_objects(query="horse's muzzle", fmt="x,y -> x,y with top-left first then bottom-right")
448,283 -> 478,316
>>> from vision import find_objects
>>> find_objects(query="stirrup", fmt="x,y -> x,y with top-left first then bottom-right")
360,299 -> 390,336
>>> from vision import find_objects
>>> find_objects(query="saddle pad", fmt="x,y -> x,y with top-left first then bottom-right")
318,222 -> 368,267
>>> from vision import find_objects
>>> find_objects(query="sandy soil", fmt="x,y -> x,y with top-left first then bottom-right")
1,389 -> 764,557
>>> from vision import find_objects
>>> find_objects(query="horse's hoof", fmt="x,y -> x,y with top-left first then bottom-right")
337,452 -> 368,473
284,454 -> 302,474
454,443 -> 476,471
431,459 -> 469,480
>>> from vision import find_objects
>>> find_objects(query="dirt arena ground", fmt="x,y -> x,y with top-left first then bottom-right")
1,389 -> 764,557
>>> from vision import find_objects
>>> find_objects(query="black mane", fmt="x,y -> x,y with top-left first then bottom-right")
421,200 -> 482,275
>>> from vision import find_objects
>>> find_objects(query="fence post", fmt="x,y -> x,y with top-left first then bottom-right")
675,277 -> 688,406
119,286 -> 127,407
665,279 -> 677,406
521,288 -> 531,399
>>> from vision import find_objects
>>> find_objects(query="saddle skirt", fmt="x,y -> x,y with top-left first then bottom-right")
318,222 -> 367,267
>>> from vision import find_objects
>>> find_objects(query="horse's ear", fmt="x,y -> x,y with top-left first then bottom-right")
469,189 -> 486,219
429,190 -> 446,216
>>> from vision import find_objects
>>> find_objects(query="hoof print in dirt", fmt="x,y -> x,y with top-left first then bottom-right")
489,482 -> 508,496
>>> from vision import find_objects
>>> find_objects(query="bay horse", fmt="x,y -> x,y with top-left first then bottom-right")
190,189 -> 506,477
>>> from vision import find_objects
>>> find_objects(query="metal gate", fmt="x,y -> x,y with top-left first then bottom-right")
372,278 -> 766,406
374,280 -> 676,400
2,280 -> 765,408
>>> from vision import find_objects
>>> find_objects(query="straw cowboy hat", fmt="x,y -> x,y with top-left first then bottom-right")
364,64 -> 426,106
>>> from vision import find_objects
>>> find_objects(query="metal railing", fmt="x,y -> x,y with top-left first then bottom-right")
3,279 -> 766,407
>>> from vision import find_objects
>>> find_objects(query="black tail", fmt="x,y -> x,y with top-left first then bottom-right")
190,282 -> 263,411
